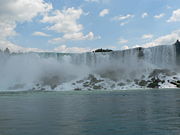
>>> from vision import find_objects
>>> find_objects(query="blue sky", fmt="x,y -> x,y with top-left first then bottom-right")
1,0 -> 180,52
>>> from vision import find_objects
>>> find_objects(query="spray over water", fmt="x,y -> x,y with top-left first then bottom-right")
0,44 -> 179,91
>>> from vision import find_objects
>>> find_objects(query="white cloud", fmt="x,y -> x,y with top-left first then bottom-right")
32,31 -> 50,37
166,5 -> 172,9
85,0 -> 99,2
142,12 -> 148,18
0,39 -> 44,52
107,46 -> 117,49
112,14 -> 134,26
120,22 -> 128,26
49,32 -> 100,43
113,14 -> 134,21
0,0 -> 52,38
0,39 -> 24,52
41,8 -> 83,33
41,7 -> 99,42
0,0 -> 52,52
85,0 -> 110,4
54,45 -> 90,53
117,38 -> 128,44
142,34 -> 153,39
167,9 -> 180,22
99,9 -> 109,17
0,0 -> 52,23
0,0 -> 51,38
154,13 -> 165,19
0,22 -> 17,39
138,30 -> 180,48
121,45 -> 129,50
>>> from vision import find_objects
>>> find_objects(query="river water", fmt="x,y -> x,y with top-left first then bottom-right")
0,89 -> 180,135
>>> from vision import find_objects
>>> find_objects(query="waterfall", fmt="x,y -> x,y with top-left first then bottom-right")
0,44 -> 179,91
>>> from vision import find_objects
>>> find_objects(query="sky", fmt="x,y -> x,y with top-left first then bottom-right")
0,0 -> 180,53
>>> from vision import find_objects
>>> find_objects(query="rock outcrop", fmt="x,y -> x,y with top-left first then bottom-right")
94,48 -> 113,52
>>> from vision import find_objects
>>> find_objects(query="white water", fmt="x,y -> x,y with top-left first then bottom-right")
0,45 -> 179,91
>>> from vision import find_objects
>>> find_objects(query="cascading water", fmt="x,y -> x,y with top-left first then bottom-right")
0,43 -> 180,91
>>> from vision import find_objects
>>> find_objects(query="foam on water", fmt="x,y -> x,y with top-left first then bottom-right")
0,44 -> 180,91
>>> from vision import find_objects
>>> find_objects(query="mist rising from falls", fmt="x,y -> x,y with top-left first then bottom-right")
0,44 -> 180,91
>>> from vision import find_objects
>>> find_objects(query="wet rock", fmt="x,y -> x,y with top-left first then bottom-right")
76,80 -> 84,83
83,82 -> 90,87
147,82 -> 159,88
134,79 -> 139,84
51,84 -> 57,89
93,85 -> 103,90
170,81 -> 180,88
40,88 -> 46,91
81,75 -> 104,90
138,80 -> 148,86
118,82 -> 125,86
111,84 -> 115,89
99,70 -> 119,81
74,88 -> 81,91
173,77 -> 178,80
149,69 -> 176,78
141,75 -> 145,79
170,81 -> 176,85
41,75 -> 60,89
147,77 -> 164,88
88,74 -> 103,84
126,79 -> 132,83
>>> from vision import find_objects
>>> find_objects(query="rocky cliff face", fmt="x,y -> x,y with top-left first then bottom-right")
174,40 -> 180,65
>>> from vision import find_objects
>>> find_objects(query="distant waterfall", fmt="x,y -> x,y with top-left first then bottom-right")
0,44 -> 179,91
36,45 -> 176,68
